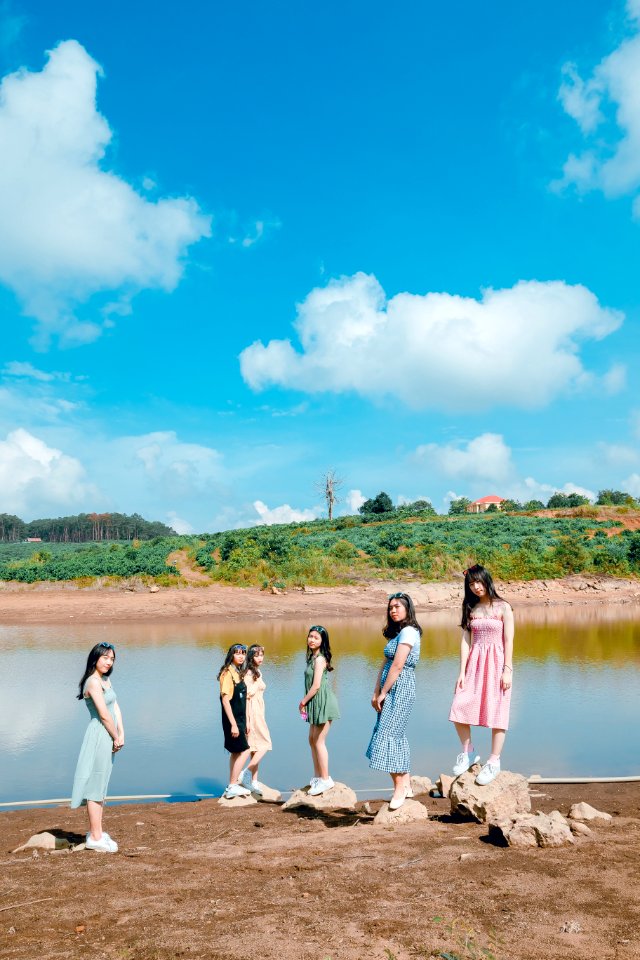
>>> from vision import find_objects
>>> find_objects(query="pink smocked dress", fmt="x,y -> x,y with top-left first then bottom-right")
449,601 -> 511,730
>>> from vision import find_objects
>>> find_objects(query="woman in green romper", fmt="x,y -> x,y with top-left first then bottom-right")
298,625 -> 340,797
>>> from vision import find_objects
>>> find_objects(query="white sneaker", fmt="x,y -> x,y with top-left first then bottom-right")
389,792 -> 407,811
85,834 -> 117,853
475,760 -> 500,786
308,777 -> 334,796
249,779 -> 264,797
239,768 -> 253,791
225,783 -> 251,799
308,777 -> 319,791
453,751 -> 481,776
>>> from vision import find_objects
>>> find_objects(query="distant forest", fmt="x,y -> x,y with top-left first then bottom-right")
0,512 -> 176,543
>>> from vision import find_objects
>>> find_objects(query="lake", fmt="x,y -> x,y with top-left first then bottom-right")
2,606 -> 639,806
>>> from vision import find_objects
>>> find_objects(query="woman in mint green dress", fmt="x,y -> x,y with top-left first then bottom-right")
71,642 -> 124,853
298,625 -> 340,797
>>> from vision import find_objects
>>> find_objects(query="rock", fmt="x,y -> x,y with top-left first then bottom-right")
568,819 -> 593,838
282,782 -> 357,812
568,801 -> 612,823
560,920 -> 583,934
362,802 -> 373,815
148,584 -> 160,593
410,775 -> 433,796
217,794 -> 258,808
490,811 -> 574,848
436,774 -> 455,799
373,799 -> 430,825
458,853 -> 473,862
450,770 -> 531,823
13,831 -> 70,853
256,784 -> 282,803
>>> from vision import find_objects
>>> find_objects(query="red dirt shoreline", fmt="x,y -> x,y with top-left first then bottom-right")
0,573 -> 639,624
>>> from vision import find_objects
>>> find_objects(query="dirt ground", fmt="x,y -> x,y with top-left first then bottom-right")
0,572 -> 639,624
0,782 -> 638,960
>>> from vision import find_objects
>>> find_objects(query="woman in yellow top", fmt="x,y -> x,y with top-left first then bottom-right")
218,644 -> 252,799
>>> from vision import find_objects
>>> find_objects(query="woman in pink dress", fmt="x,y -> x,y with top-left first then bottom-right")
448,564 -> 514,786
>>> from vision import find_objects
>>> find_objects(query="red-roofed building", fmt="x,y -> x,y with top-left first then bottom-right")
466,495 -> 506,514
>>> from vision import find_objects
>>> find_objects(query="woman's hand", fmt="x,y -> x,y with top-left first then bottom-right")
298,700 -> 307,715
230,724 -> 240,738
501,668 -> 512,691
372,692 -> 386,713
455,673 -> 465,692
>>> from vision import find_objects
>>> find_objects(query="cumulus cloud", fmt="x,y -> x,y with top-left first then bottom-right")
413,433 -> 515,486
0,40 -> 211,345
240,273 -> 622,411
0,428 -> 98,516
518,477 -> 595,503
165,511 -> 194,535
129,432 -> 225,499
345,488 -> 366,512
623,472 -> 640,495
556,3 -> 640,214
252,500 -> 319,525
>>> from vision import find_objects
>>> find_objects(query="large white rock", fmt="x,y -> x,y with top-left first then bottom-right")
568,802 -> 612,823
489,810 -> 574,848
410,775 -> 433,796
217,794 -> 258,808
449,769 -> 531,823
13,831 -> 70,853
373,798 -> 430,826
256,783 -> 282,803
282,782 -> 357,812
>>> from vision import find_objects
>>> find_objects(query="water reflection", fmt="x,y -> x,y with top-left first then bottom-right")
2,608 -> 639,805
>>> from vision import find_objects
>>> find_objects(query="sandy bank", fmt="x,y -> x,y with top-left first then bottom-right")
1,781 -> 638,960
0,573 -> 639,624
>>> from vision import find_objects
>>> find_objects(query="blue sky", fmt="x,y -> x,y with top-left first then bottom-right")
0,0 -> 639,532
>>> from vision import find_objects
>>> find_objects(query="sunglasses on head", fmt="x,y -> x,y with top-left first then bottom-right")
99,643 -> 115,652
233,645 -> 247,653
388,592 -> 407,600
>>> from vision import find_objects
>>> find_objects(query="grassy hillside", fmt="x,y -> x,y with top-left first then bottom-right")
0,509 -> 638,586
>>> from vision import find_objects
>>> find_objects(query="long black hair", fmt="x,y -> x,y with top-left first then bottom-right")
245,644 -> 264,681
76,642 -> 115,700
306,625 -> 334,671
383,592 -> 422,639
217,643 -> 247,681
460,563 -> 503,630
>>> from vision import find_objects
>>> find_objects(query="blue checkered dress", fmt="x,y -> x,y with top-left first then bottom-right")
366,627 -> 420,773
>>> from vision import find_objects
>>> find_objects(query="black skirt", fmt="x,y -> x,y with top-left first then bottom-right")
221,678 -> 249,753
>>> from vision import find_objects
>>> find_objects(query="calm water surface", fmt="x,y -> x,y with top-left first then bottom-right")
2,607 -> 639,804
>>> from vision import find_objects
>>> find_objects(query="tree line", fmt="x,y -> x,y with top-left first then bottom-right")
0,512 -> 176,543
356,489 -> 638,516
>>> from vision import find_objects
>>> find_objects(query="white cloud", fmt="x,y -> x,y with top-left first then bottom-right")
623,472 -> 640,495
413,433 -> 515,486
130,432 -> 225,499
345,488 -> 366,512
556,9 -> 640,213
3,361 -> 69,382
596,441 -> 639,467
166,511 -> 194,535
519,477 -> 595,503
252,500 -> 319,525
602,362 -> 627,394
0,40 -> 211,346
239,272 -> 622,412
0,428 -> 98,516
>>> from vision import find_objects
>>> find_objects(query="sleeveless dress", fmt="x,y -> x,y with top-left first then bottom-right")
304,655 -> 340,725
220,668 -> 250,753
366,626 -> 420,773
245,673 -> 272,752
448,602 -> 511,729
70,683 -> 117,808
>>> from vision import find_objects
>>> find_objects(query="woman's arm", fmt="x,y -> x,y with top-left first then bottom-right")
455,631 -> 471,692
84,678 -> 119,742
372,641 -> 411,712
501,604 -> 514,691
221,693 -> 240,737
113,700 -> 125,751
370,662 -> 385,708
299,657 -> 325,714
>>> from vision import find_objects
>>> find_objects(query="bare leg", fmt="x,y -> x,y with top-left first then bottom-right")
390,771 -> 411,804
309,722 -> 331,779
230,749 -> 251,784
247,748 -> 268,779
87,800 -> 103,841
453,722 -> 472,752
489,728 -> 506,763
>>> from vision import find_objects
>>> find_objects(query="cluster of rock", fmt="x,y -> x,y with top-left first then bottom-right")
448,768 -> 612,848
13,771 -> 613,854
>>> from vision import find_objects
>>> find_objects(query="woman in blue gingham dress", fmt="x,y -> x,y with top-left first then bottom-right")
366,592 -> 422,810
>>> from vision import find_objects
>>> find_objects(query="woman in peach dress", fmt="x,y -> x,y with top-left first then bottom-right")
239,644 -> 272,796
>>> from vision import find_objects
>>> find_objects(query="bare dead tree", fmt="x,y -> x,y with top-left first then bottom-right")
316,470 -> 344,521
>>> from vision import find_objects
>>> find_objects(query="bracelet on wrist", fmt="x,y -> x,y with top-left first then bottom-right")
503,665 -> 513,672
